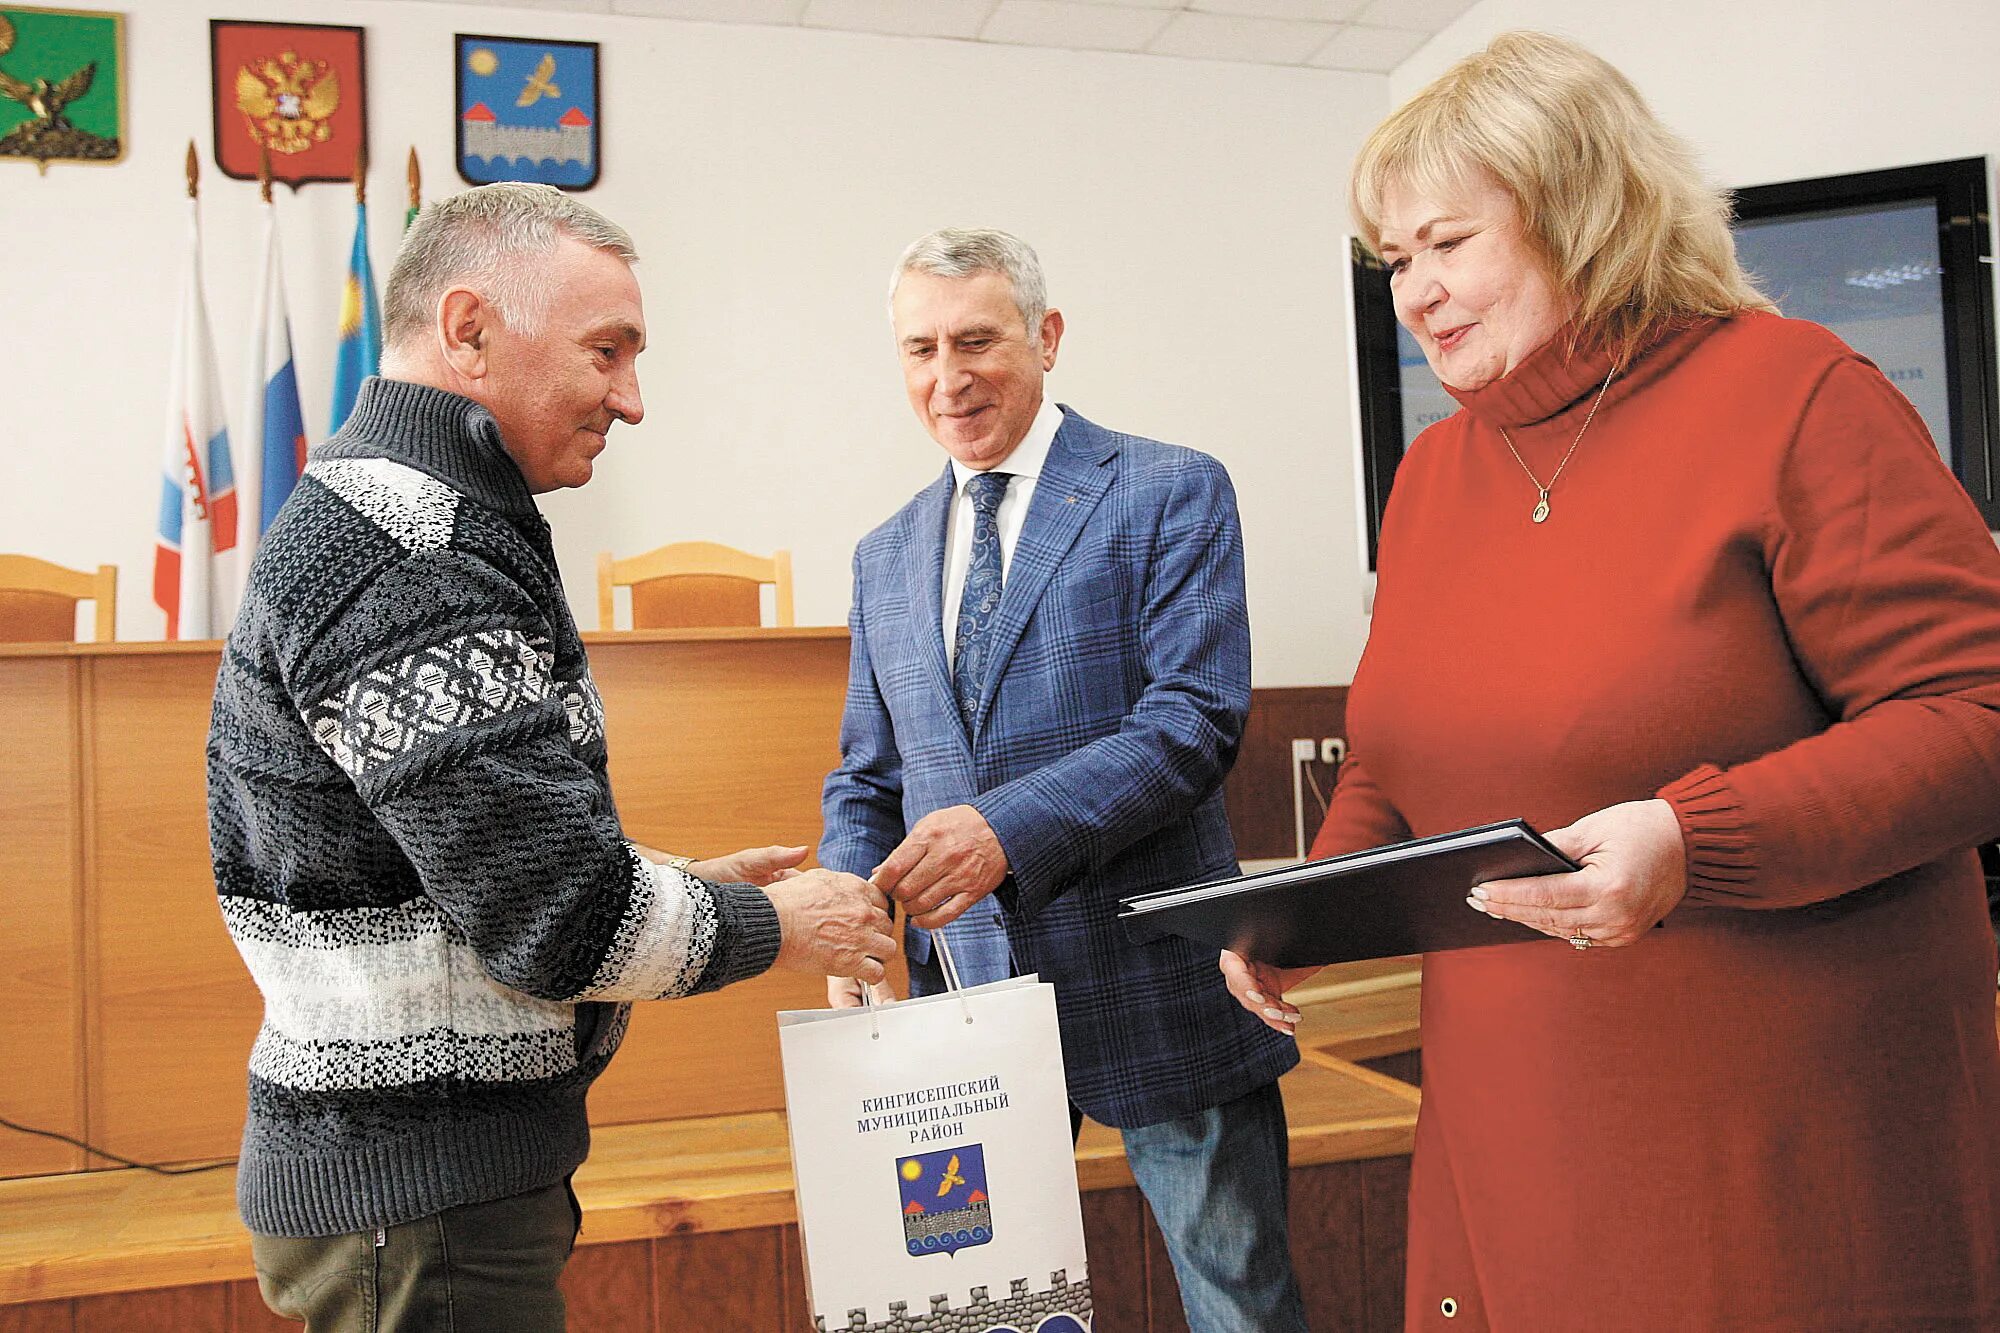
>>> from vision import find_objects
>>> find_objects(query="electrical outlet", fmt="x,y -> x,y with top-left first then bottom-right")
1291,738 -> 1316,762
1320,737 -> 1347,766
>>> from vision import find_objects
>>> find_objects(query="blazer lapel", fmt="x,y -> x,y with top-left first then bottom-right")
899,464 -> 960,725
969,409 -> 1116,733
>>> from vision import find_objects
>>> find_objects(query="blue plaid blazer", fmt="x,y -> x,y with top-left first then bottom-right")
821,407 -> 1298,1128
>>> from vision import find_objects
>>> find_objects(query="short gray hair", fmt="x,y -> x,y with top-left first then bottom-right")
890,227 -> 1047,333
383,183 -> 638,345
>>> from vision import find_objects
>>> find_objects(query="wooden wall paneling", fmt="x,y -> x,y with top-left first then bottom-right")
586,633 -> 854,1125
1224,686 -> 1348,861
0,1300 -> 72,1333
1360,1049 -> 1422,1088
0,656 -> 87,1178
86,652 -> 259,1167
1288,1159 -> 1368,1331
224,1280 -> 296,1332
73,1284 -> 228,1333
561,1241 -> 654,1333
224,1279 -> 295,1332
1359,1155 -> 1411,1332
1138,1194 -> 1191,1333
653,1227 -> 785,1329
777,1224 -> 816,1333
1079,1185 -> 1147,1332
590,633 -> 848,856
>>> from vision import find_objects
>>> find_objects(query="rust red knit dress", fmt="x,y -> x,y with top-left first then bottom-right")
1315,311 -> 2000,1330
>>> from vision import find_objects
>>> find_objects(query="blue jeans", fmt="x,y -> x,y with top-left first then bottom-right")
908,951 -> 1308,1332
1123,1079 -> 1312,1333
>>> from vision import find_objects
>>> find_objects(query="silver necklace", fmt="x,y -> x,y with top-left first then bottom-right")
1497,367 -> 1617,524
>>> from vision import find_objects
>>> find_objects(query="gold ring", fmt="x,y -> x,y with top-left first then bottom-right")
1567,930 -> 1593,951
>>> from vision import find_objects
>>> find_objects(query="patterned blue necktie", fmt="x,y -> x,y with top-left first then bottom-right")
952,470 -> 1012,724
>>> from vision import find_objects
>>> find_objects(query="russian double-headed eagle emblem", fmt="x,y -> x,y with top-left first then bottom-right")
233,48 -> 338,156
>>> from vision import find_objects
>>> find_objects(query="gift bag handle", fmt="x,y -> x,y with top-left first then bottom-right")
860,929 -> 975,1038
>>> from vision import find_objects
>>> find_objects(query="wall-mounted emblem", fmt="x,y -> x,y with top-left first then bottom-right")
0,5 -> 124,173
210,19 -> 365,189
455,33 -> 598,191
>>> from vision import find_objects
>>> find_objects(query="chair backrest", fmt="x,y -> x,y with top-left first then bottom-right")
0,555 -> 117,643
597,542 -> 795,631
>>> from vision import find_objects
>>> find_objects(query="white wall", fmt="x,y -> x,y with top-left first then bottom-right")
0,0 -> 1384,686
1394,0 -> 2000,392
1396,0 -> 2000,190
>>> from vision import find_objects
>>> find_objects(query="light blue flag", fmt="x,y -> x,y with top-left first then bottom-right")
328,202 -> 382,435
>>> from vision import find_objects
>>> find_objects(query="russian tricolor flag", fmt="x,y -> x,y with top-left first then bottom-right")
153,198 -> 238,641
239,199 -> 308,571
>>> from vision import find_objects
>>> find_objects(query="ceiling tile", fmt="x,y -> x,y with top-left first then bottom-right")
982,1 -> 1173,51
1147,9 -> 1338,63
612,0 -> 810,21
1350,0 -> 1475,32
801,0 -> 999,40
1307,22 -> 1428,70
439,0 -> 615,12
1191,0 -> 1368,21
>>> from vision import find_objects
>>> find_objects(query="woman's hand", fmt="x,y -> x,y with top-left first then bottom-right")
1470,799 -> 1688,948
687,844 -> 810,886
1220,950 -> 1321,1035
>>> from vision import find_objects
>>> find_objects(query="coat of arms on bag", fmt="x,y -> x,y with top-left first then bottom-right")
898,1144 -> 993,1257
454,33 -> 598,190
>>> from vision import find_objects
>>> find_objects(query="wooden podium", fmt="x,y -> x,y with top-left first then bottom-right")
0,628 -> 857,1181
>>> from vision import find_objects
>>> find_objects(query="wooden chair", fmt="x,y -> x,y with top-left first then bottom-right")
0,554 -> 117,643
597,542 -> 795,630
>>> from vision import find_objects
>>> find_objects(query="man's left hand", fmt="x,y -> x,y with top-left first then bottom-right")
1469,798 -> 1688,948
873,805 -> 1008,929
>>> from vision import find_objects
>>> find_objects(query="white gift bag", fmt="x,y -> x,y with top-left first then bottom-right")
778,974 -> 1093,1332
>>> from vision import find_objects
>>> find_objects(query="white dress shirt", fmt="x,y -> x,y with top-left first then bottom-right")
941,395 -> 1064,671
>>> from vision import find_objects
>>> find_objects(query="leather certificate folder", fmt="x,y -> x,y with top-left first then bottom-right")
1117,819 -> 1580,967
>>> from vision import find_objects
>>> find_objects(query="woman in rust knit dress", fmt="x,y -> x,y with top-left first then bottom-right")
1225,31 -> 2000,1331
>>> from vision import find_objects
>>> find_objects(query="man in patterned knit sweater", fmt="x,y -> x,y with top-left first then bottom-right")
209,183 -> 895,1332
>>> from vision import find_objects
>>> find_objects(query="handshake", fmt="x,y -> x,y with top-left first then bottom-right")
649,843 -> 895,986
663,803 -> 1010,1004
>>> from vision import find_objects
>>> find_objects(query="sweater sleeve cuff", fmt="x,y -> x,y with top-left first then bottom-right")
692,882 -> 783,993
1656,763 -> 1758,906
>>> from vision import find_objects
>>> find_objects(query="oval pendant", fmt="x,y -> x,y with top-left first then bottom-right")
1531,497 -> 1550,524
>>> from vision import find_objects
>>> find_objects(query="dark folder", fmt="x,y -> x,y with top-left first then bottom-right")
1117,819 -> 1580,967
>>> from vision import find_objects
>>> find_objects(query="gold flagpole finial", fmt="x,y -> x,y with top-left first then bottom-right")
257,145 -> 273,205
354,142 -> 368,205
406,147 -> 421,214
185,140 -> 199,199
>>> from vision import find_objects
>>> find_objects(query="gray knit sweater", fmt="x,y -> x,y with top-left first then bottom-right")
209,377 -> 782,1237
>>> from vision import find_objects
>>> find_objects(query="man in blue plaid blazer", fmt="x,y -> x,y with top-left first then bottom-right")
821,229 -> 1308,1333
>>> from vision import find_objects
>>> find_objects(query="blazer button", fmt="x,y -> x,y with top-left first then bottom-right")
1441,1296 -> 1459,1319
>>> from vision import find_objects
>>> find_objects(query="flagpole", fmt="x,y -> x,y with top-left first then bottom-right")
238,147 -> 273,576
155,139 -> 238,639
329,143 -> 384,435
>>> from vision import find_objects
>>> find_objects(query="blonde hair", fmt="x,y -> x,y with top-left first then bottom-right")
1351,30 -> 1771,365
